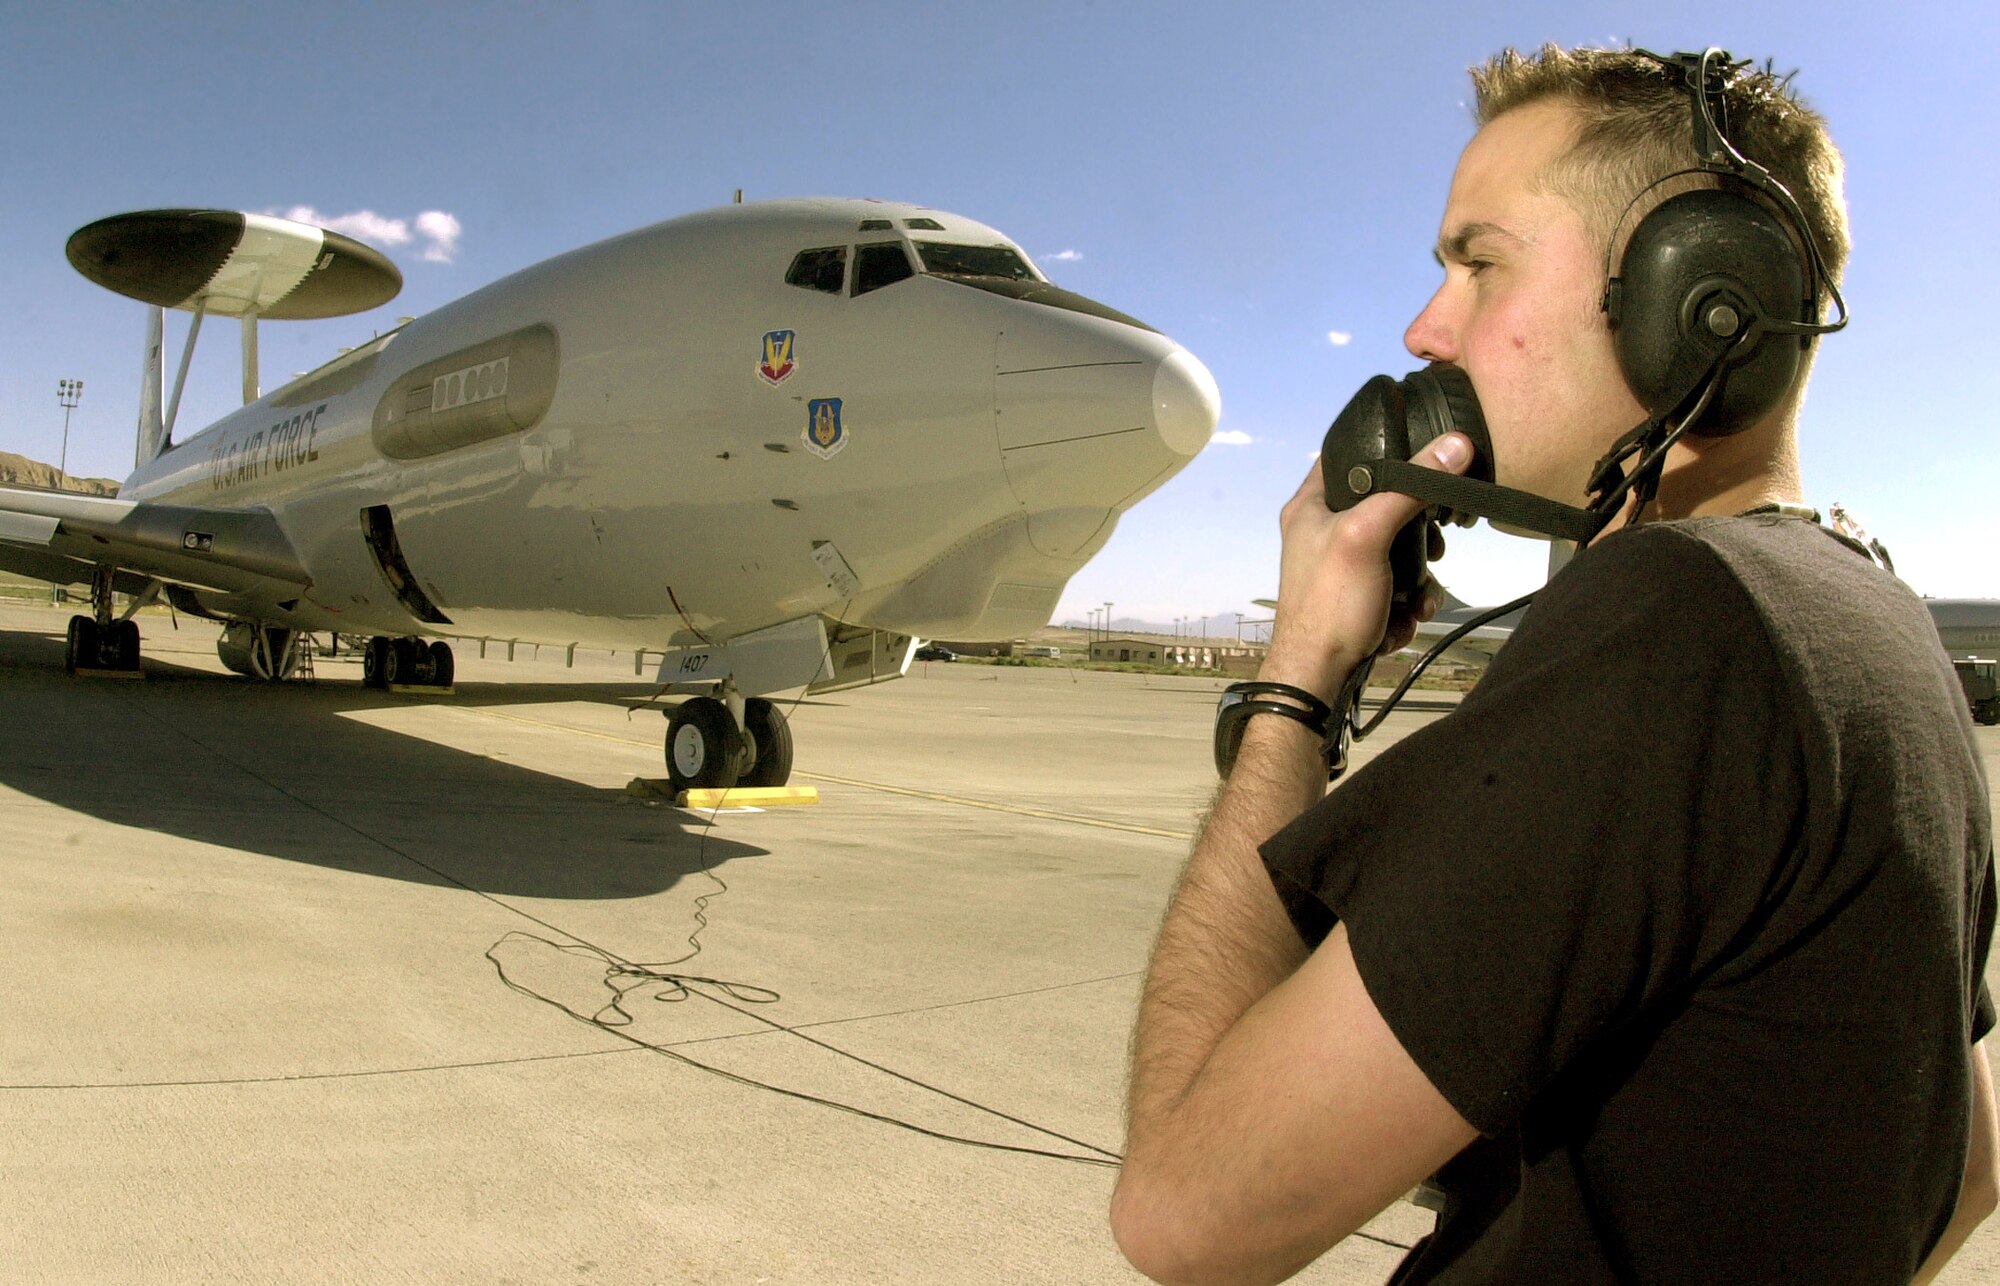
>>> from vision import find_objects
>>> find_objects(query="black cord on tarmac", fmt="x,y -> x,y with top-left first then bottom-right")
484,602 -> 1125,1168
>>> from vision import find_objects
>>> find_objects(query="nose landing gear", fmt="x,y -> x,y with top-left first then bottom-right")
663,688 -> 794,793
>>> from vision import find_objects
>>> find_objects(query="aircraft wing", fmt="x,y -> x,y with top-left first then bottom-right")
1253,592 -> 1522,670
0,484 -> 310,597
1408,615 -> 1513,667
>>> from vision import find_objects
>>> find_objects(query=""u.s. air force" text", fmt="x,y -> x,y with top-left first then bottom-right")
207,403 -> 325,492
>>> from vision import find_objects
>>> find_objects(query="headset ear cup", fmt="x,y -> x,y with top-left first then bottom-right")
1610,188 -> 1809,435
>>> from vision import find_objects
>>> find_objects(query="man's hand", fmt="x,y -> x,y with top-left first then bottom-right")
1262,432 -> 1475,705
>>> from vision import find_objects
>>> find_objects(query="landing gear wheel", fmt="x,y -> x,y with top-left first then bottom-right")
740,697 -> 794,787
427,641 -> 455,687
666,696 -> 745,793
64,615 -> 97,674
113,620 -> 140,670
363,636 -> 390,688
383,638 -> 417,686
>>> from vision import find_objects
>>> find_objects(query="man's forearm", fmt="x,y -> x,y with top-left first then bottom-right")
1916,1039 -> 1997,1284
1124,713 -> 1330,1157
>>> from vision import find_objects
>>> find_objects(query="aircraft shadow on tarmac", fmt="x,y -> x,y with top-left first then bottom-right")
0,622 -> 768,899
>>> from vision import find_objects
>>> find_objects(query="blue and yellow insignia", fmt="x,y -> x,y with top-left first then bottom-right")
757,329 -> 797,384
803,397 -> 846,459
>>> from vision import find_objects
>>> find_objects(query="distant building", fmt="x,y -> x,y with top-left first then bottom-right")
1086,636 -> 1266,673
1091,636 -> 1164,664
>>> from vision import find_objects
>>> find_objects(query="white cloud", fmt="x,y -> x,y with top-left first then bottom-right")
270,206 -> 461,263
1326,329 -> 1352,346
414,210 -> 462,263
281,206 -> 410,246
1210,429 -> 1254,446
1047,249 -> 1083,262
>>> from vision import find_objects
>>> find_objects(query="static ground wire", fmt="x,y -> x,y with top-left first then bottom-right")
109,670 -> 1122,1168
102,631 -> 1424,1250
538,598 -> 1125,1165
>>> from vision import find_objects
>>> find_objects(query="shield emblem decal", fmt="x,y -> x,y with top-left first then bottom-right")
758,329 -> 797,384
803,398 -> 846,459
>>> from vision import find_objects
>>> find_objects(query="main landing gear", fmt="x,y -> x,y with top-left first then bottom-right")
361,636 -> 456,690
63,567 -> 141,676
665,689 -> 793,793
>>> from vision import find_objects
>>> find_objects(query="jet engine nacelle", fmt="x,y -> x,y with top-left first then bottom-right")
217,620 -> 298,680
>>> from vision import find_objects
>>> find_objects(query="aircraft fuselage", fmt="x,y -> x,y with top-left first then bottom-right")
121,199 -> 1215,654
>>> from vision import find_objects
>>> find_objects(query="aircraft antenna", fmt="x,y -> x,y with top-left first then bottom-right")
733,188 -> 743,204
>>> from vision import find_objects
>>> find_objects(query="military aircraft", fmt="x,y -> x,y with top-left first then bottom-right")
0,200 -> 1219,791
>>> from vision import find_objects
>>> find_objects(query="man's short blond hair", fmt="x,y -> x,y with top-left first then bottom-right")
1472,45 -> 1849,309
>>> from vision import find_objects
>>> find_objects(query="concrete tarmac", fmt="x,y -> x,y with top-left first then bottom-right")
1,600 -> 1994,1285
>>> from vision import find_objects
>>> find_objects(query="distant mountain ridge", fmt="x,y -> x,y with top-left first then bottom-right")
0,451 -> 119,495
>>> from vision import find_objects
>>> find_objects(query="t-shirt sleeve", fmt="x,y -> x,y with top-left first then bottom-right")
1261,526 -> 1809,1136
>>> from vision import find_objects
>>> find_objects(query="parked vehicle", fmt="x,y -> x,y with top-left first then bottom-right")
915,643 -> 957,662
1956,659 -> 2000,725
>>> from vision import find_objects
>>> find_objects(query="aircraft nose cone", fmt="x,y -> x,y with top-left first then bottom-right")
1153,348 -> 1221,457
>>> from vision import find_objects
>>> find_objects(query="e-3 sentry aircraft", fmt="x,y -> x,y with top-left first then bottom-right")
0,199 -> 1219,791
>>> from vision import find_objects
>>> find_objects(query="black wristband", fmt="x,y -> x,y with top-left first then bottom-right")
1232,699 -> 1329,738
1220,681 -> 1333,727
1215,685 -> 1334,779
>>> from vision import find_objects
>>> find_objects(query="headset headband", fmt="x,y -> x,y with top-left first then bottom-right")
1609,47 -> 1849,339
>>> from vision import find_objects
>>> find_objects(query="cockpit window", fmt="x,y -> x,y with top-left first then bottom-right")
785,246 -> 846,294
857,218 -> 894,231
852,242 -> 914,296
913,241 -> 1037,281
904,217 -> 944,230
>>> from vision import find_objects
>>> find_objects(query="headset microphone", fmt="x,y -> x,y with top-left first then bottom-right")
1319,363 -> 1611,569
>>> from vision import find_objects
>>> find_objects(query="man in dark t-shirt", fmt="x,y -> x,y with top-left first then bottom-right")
1111,46 -> 1996,1285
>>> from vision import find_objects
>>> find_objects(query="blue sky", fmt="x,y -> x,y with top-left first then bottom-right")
3,1 -> 1994,630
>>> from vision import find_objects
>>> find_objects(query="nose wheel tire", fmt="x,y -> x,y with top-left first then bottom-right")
112,620 -> 140,670
64,616 -> 98,673
64,616 -> 139,673
740,697 -> 794,787
666,696 -> 747,793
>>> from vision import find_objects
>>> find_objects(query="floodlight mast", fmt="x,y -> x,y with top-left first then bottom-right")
55,377 -> 83,487
53,376 -> 82,604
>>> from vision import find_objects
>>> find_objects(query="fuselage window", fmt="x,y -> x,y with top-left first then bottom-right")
785,246 -> 847,294
913,241 -> 1037,281
852,241 -> 915,296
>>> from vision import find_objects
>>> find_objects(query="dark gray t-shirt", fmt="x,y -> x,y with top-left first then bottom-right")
1262,515 -> 1994,1283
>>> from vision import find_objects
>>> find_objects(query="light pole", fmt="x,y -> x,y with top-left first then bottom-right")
56,379 -> 83,489
1104,602 -> 1113,643
53,379 -> 83,605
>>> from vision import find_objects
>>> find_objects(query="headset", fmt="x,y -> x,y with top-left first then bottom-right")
1221,48 -> 1852,779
